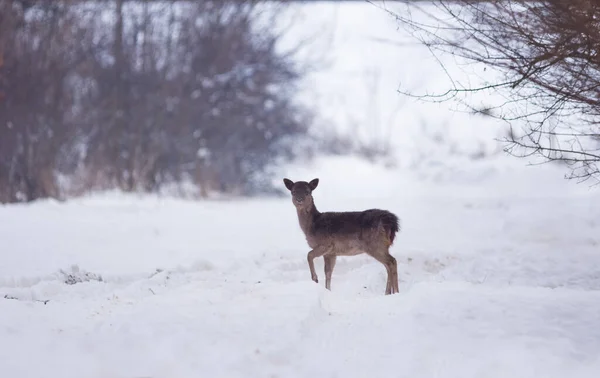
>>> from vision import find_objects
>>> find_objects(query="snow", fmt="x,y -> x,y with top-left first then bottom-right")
3,2 -> 600,377
277,1 -> 509,167
2,155 -> 600,378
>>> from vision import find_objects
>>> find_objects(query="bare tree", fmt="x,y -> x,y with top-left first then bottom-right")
0,0 -> 314,203
376,0 -> 600,184
0,0 -> 89,202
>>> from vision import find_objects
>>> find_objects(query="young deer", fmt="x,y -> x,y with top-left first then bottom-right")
283,178 -> 401,295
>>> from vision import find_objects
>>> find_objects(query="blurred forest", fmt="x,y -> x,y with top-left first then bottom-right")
0,0 -> 319,203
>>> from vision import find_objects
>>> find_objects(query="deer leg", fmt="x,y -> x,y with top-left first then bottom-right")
384,263 -> 392,295
388,255 -> 399,294
324,255 -> 337,291
370,251 -> 398,295
307,247 -> 327,284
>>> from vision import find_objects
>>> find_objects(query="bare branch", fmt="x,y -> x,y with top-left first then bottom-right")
379,0 -> 600,183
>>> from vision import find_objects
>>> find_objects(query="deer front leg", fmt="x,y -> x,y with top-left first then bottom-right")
324,255 -> 337,290
307,247 -> 328,284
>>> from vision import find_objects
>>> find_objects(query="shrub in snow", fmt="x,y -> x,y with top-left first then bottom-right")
59,265 -> 103,285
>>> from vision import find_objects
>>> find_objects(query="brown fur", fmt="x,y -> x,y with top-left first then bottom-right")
283,178 -> 401,295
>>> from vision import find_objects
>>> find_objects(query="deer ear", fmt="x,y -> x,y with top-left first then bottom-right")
308,178 -> 319,191
283,178 -> 294,191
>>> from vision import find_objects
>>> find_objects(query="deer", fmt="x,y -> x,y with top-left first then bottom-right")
283,178 -> 401,295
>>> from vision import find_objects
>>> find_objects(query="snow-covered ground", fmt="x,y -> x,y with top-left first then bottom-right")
2,156 -> 600,378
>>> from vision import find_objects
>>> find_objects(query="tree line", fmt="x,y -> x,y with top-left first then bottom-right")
0,0 -> 315,203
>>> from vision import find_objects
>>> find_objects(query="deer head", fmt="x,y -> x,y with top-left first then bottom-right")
283,178 -> 319,210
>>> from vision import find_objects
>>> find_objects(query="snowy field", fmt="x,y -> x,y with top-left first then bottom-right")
2,156 -> 600,378
3,2 -> 600,378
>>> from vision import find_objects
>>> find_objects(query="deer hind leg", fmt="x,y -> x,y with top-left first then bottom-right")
385,275 -> 391,295
389,254 -> 399,294
324,255 -> 337,291
370,249 -> 399,295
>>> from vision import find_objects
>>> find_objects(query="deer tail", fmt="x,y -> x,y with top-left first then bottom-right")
380,211 -> 400,246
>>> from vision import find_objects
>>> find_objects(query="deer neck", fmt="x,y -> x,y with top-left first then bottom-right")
296,201 -> 319,237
